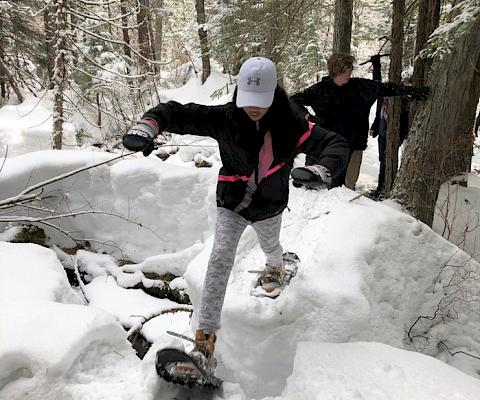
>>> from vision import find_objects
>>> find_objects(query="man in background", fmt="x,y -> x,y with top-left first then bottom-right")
292,53 -> 429,190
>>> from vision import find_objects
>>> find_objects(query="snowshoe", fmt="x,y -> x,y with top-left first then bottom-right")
156,347 -> 222,389
365,186 -> 385,201
250,252 -> 300,298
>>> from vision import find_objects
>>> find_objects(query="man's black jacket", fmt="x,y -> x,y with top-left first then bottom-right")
292,76 -> 423,150
143,101 -> 349,222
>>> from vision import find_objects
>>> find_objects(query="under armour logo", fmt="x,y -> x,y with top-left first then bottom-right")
247,76 -> 261,86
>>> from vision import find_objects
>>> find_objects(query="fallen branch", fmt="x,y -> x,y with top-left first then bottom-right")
0,209 -> 166,242
127,307 -> 193,341
438,340 -> 480,361
74,253 -> 90,305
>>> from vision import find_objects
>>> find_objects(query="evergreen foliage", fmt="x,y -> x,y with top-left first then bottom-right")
0,1 -> 46,92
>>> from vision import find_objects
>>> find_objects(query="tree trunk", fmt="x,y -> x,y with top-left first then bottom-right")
96,93 -> 102,128
137,0 -> 151,66
412,0 -> 440,87
384,0 -> 405,197
0,57 -> 23,103
153,0 -> 164,62
332,0 -> 353,54
44,4 -> 55,89
195,0 -> 211,83
392,13 -> 480,226
52,0 -> 68,150
147,9 -> 157,69
409,0 -> 440,125
265,0 -> 281,64
120,1 -> 132,59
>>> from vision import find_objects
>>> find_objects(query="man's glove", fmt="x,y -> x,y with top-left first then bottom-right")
411,86 -> 430,101
123,118 -> 159,156
291,165 -> 332,189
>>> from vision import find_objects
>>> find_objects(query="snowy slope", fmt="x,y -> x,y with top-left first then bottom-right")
0,150 -> 217,260
1,72 -> 480,399
275,341 -> 480,400
0,242 -> 152,400
184,186 -> 480,397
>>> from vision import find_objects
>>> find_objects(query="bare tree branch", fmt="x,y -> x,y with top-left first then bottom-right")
127,307 -> 193,340
0,152 -> 133,209
0,209 -> 166,242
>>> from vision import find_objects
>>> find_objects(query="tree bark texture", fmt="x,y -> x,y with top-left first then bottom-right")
265,1 -> 281,64
384,0 -> 405,197
0,57 -> 23,103
332,0 -> 353,55
52,0 -> 68,150
120,1 -> 132,59
137,0 -> 151,66
412,0 -> 440,88
393,14 -> 480,226
195,0 -> 211,83
153,0 -> 164,62
409,0 -> 440,127
44,5 -> 56,89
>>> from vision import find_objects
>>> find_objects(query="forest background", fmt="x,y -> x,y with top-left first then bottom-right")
1,0 -> 480,227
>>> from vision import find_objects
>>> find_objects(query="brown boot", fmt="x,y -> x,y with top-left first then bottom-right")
193,329 -> 216,357
173,330 -> 217,377
257,263 -> 286,293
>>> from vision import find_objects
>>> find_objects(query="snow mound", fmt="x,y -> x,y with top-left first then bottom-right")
0,242 -> 150,400
185,187 -> 480,397
0,150 -> 217,261
0,241 -> 80,304
275,341 -> 480,400
110,157 -> 217,259
0,301 -> 145,398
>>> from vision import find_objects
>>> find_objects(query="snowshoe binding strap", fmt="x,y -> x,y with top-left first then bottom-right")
256,264 -> 286,293
249,252 -> 300,299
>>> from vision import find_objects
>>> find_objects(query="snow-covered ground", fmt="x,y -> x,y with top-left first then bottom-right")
1,69 -> 480,400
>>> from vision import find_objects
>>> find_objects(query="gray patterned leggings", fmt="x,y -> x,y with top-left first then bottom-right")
198,207 -> 283,334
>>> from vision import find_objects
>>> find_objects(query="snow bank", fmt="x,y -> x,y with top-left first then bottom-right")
185,187 -> 480,397
0,150 -> 217,261
0,242 -> 151,400
273,341 -> 480,400
433,173 -> 480,261
109,156 -> 217,259
0,242 -> 79,304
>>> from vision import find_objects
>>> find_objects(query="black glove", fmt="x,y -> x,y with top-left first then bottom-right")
291,165 -> 332,189
411,86 -> 430,101
123,119 -> 159,156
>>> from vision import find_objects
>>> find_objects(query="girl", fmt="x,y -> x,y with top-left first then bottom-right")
123,57 -> 348,377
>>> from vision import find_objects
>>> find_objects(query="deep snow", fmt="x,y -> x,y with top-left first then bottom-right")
1,69 -> 480,400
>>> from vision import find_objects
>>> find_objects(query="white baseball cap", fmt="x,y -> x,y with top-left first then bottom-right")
236,57 -> 277,108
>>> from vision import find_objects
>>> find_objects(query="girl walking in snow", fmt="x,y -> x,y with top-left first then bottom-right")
123,57 -> 349,376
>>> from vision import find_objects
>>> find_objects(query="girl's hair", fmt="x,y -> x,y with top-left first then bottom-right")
232,86 -> 308,160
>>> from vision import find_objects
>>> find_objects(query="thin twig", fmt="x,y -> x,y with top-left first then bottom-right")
438,340 -> 480,361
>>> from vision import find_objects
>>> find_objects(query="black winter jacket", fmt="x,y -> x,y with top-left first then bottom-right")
143,101 -> 349,222
370,96 -> 411,142
292,76 -> 423,151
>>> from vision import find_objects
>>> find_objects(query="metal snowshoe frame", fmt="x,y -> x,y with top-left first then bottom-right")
155,331 -> 222,389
